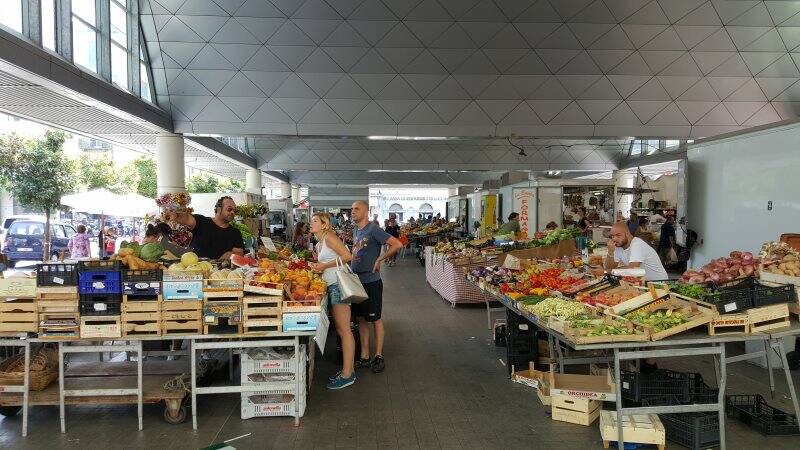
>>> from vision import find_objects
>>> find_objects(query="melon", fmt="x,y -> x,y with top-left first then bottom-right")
181,252 -> 199,267
231,254 -> 257,267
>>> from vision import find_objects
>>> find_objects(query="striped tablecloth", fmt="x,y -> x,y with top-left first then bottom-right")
425,247 -> 491,305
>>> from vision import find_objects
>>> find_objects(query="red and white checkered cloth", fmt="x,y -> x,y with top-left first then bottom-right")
425,247 -> 490,304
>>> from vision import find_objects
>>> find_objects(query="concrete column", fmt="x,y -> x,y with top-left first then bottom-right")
156,133 -> 185,194
291,185 -> 300,204
279,182 -> 291,199
245,168 -> 262,195
613,169 -> 636,219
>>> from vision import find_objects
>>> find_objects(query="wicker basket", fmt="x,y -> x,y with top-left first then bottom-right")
0,347 -> 59,391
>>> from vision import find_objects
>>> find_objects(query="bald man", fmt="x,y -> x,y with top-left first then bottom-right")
603,222 -> 668,281
349,200 -> 403,374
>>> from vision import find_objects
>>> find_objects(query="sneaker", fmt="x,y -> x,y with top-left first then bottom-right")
328,370 -> 342,382
371,355 -> 385,373
355,358 -> 371,369
326,373 -> 356,390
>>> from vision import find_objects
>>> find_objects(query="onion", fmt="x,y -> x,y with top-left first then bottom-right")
739,268 -> 746,277
702,267 -> 715,277
719,274 -> 733,283
710,273 -> 721,282
730,251 -> 742,258
742,252 -> 754,262
688,275 -> 705,283
744,265 -> 755,276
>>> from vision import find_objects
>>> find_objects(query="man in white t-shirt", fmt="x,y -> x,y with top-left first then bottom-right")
603,222 -> 668,281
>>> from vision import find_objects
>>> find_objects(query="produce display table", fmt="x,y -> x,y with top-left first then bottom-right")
424,247 -> 497,312
484,289 -> 800,450
0,331 -> 317,436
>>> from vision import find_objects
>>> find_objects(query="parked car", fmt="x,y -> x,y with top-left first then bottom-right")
0,215 -> 46,250
2,220 -> 76,267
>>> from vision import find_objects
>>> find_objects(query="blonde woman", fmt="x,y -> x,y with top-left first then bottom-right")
308,212 -> 356,389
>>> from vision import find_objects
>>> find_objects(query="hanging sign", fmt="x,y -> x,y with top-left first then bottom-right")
512,188 -> 536,235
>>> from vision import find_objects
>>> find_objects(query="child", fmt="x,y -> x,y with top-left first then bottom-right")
68,225 -> 91,258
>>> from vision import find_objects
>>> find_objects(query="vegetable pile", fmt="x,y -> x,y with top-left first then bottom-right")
569,318 -> 636,336
626,310 -> 689,332
526,297 -> 586,320
668,283 -> 713,300
680,250 -> 758,284
763,254 -> 800,277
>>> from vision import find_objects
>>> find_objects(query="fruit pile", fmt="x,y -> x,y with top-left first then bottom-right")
576,289 -> 639,307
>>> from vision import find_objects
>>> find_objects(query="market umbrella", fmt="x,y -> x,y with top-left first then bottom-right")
61,188 -> 157,257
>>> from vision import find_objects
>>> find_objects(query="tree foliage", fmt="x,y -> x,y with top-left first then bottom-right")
0,131 -> 77,259
128,156 -> 157,198
186,173 -> 219,193
78,153 -> 117,191
220,178 -> 245,193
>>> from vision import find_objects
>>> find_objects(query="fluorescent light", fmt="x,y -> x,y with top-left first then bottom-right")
367,136 -> 451,141
547,170 -> 562,176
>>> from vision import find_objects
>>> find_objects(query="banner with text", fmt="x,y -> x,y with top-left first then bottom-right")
512,188 -> 536,236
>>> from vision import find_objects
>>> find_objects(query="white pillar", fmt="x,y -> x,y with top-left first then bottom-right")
245,168 -> 262,195
280,182 -> 291,199
156,133 -> 185,194
291,185 -> 300,204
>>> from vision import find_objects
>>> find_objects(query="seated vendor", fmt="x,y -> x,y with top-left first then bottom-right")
164,196 -> 244,260
599,222 -> 668,281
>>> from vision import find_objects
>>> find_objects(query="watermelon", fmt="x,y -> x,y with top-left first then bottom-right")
231,254 -> 258,267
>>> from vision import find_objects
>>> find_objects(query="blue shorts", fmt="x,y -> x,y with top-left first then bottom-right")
326,283 -> 347,310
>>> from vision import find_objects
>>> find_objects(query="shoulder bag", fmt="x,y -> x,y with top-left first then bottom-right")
335,257 -> 368,304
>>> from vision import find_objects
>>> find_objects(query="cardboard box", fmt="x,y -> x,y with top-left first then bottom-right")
497,240 -> 577,266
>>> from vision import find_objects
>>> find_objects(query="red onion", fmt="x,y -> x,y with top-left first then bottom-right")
688,275 -> 705,283
730,251 -> 742,258
744,265 -> 755,276
710,273 -> 721,282
742,252 -> 754,262
719,274 -> 733,283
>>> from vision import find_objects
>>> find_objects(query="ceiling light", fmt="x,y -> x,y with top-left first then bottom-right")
367,136 -> 451,141
547,170 -> 562,176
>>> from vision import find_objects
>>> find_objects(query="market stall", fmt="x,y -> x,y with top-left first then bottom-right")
463,239 -> 800,450
0,236 -> 328,436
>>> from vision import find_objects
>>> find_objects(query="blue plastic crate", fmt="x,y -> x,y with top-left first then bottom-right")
78,270 -> 122,294
282,312 -> 320,332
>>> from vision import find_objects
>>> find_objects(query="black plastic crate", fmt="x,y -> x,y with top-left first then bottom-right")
36,263 -> 78,286
708,278 -> 754,314
752,281 -> 796,307
79,294 -> 121,316
78,259 -> 121,272
726,394 -> 800,436
122,281 -> 161,297
122,268 -> 162,282
642,395 -> 721,450
621,369 -> 691,403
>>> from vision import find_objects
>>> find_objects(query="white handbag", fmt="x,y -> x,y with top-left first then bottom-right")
335,257 -> 368,304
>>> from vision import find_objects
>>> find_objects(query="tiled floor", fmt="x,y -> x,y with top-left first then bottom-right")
1,255 -> 800,449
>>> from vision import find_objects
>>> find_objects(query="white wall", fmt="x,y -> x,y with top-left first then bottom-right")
688,122 -> 800,268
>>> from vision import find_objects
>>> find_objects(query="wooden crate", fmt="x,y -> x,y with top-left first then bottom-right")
627,294 -> 718,341
203,279 -> 244,292
203,290 -> 244,302
0,297 -> 37,333
748,303 -> 791,333
161,300 -> 201,336
122,295 -> 161,337
708,313 -> 750,335
37,286 -> 79,301
244,282 -> 284,296
242,296 -> 282,333
552,403 -> 601,426
80,316 -> 121,338
600,411 -> 665,450
559,311 -> 650,345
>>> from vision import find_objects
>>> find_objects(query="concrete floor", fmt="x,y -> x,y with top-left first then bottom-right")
1,255 -> 800,449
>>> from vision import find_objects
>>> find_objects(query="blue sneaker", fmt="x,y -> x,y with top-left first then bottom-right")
326,373 -> 356,390
328,370 -> 341,382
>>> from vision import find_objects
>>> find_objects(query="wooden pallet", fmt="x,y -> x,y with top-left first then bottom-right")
80,316 -> 121,338
708,313 -> 750,335
36,286 -> 79,301
0,297 -> 37,333
748,303 -> 791,333
600,411 -> 665,450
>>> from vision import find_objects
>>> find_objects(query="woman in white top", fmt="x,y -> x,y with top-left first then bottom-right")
308,212 -> 356,390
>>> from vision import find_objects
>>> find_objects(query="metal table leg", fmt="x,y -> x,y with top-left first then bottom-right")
21,341 -> 29,437
190,338 -> 197,431
718,343 -> 727,450
137,340 -> 143,431
294,336 -> 300,427
764,339 -> 775,399
58,342 -> 65,433
776,338 -> 800,432
614,348 -> 624,449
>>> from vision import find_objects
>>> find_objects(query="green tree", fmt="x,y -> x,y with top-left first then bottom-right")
0,131 -> 77,260
186,173 -> 219,193
128,156 -> 157,198
113,162 -> 140,194
219,178 -> 245,193
78,153 -> 117,191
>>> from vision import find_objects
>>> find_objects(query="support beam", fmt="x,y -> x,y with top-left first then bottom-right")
157,133 -> 185,194
185,136 -> 258,170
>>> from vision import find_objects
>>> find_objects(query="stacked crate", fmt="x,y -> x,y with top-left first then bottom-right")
0,276 -> 38,334
161,270 -> 203,336
244,282 -> 285,334
240,345 -> 307,419
504,308 -> 538,375
122,269 -> 162,337
202,279 -> 244,334
36,263 -> 80,339
282,284 -> 322,333
78,260 -> 122,338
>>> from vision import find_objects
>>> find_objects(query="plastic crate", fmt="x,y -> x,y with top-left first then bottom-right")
122,268 -> 162,282
726,394 -> 800,436
642,395 -> 721,450
620,370 -> 691,403
79,294 -> 121,316
707,278 -> 754,314
122,281 -> 161,297
240,345 -> 305,374
78,270 -> 122,294
78,260 -> 121,272
36,263 -> 78,287
752,281 -> 796,307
